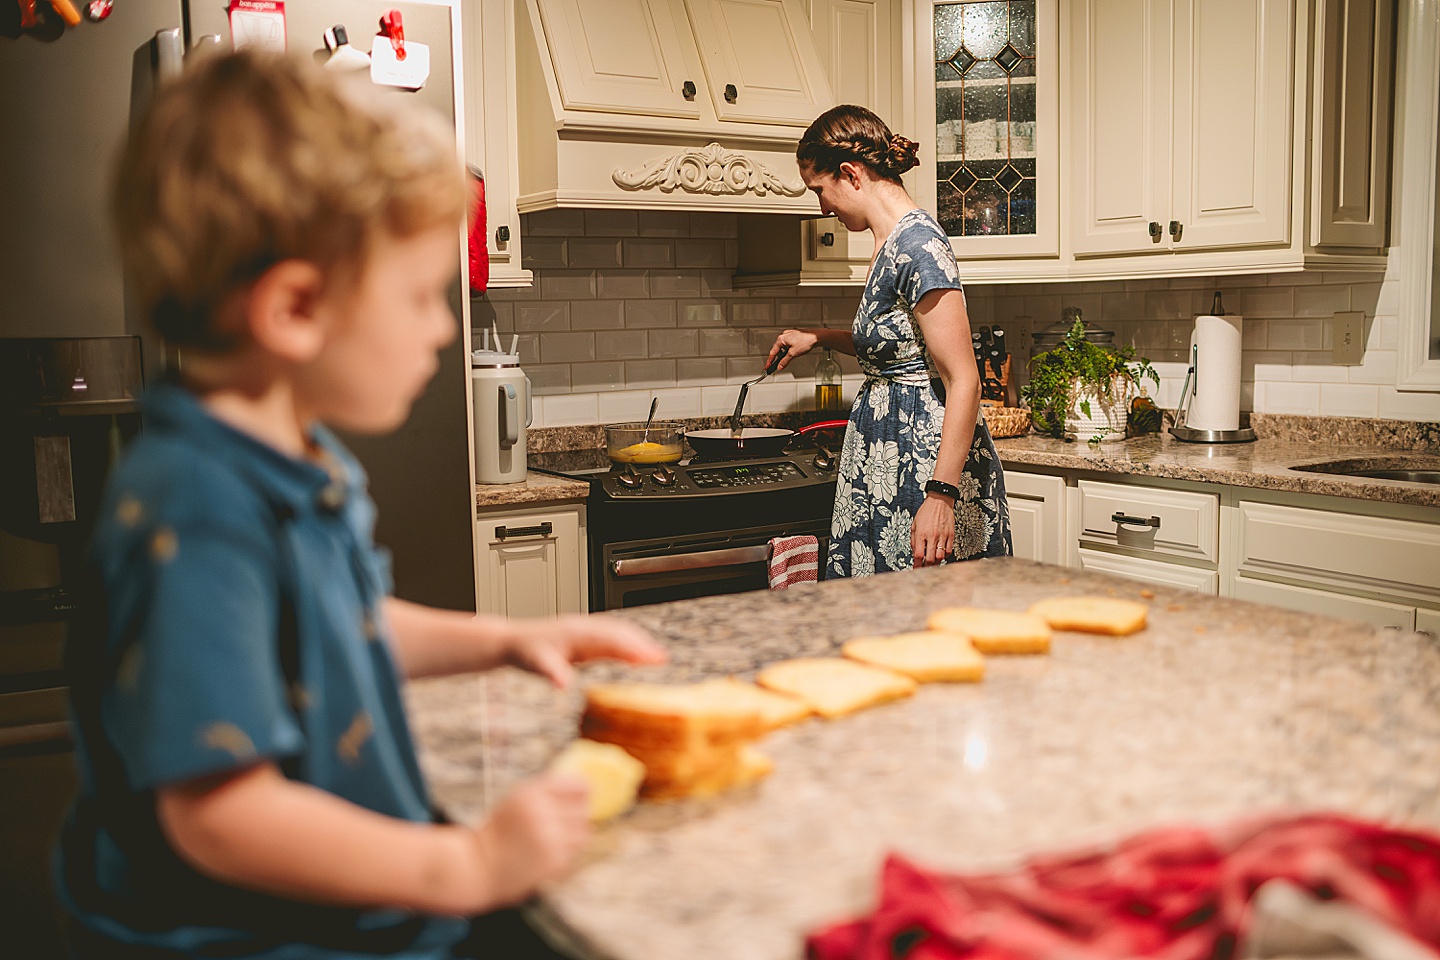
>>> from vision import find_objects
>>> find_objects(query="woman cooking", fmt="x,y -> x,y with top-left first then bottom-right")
766,105 -> 1011,578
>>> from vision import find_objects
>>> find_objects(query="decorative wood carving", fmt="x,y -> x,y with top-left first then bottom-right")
612,142 -> 805,197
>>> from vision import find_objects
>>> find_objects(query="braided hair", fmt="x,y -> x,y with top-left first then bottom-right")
795,105 -> 920,184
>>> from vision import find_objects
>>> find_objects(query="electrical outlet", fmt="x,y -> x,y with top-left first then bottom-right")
1332,311 -> 1365,365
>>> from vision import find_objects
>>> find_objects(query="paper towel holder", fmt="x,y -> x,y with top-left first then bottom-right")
1170,293 -> 1257,444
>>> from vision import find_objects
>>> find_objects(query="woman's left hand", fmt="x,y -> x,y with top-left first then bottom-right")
912,495 -> 956,567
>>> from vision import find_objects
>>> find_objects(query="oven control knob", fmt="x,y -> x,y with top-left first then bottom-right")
812,446 -> 836,472
617,465 -> 644,490
653,466 -> 677,487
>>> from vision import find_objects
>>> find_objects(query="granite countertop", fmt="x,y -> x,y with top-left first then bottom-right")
475,472 -> 589,511
993,431 -> 1440,508
404,557 -> 1440,960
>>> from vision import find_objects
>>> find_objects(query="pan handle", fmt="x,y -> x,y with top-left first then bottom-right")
798,419 -> 849,435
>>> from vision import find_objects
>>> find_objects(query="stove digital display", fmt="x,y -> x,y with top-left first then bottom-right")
689,462 -> 803,488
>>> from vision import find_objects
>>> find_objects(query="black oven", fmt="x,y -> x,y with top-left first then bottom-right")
529,447 -> 837,611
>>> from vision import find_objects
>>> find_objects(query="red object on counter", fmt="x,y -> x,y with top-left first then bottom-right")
467,167 -> 488,294
807,813 -> 1440,960
378,8 -> 406,60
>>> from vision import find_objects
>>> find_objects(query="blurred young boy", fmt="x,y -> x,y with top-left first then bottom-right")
56,50 -> 665,959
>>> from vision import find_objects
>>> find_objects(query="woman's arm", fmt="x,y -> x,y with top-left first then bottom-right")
766,327 -> 856,373
911,287 -> 981,567
157,761 -> 590,916
383,598 -> 665,684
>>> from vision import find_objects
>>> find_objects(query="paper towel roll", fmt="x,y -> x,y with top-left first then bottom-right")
1187,314 -> 1244,431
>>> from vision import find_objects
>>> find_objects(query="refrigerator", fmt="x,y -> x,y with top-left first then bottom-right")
0,3 -> 476,955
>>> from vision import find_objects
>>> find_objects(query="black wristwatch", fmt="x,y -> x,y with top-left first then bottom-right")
924,478 -> 961,500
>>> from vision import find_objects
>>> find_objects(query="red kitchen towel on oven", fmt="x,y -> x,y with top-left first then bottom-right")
807,813 -> 1440,960
768,535 -> 819,589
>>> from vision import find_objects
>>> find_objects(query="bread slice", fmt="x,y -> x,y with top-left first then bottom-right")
755,658 -> 917,719
842,632 -> 985,683
1029,596 -> 1148,636
549,739 -> 646,822
695,678 -> 813,730
581,682 -> 765,749
642,746 -> 774,801
597,738 -> 740,783
926,607 -> 1052,654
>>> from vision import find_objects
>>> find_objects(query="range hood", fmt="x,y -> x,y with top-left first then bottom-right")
515,0 -> 834,214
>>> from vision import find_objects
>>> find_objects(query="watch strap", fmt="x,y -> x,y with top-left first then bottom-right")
925,478 -> 961,500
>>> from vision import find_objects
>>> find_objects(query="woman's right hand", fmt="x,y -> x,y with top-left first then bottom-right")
767,329 -> 822,373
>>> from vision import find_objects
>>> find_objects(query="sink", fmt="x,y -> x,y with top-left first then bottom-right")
1291,458 -> 1440,484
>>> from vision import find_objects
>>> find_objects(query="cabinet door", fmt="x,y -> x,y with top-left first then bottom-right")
1069,0 -> 1173,256
533,0 -> 703,118
477,508 -> 585,617
807,216 -> 874,263
683,0 -> 835,125
1078,547 -> 1219,594
1233,575 -> 1415,630
463,0 -> 526,285
1169,0 -> 1293,250
1005,470 -> 1067,564
809,0 -> 893,116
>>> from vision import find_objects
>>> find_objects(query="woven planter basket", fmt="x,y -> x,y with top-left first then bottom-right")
983,406 -> 1032,439
1063,381 -> 1132,442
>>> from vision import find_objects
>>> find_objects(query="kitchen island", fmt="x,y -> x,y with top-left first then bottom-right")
405,557 -> 1440,960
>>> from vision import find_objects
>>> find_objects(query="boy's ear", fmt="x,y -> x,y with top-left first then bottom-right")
244,260 -> 329,363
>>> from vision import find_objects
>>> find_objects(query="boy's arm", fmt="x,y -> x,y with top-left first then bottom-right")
383,598 -> 666,684
157,761 -> 589,915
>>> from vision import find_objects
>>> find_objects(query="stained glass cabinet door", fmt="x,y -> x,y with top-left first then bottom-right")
913,0 -> 1058,259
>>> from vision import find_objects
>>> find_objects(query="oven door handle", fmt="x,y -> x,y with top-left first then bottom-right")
612,544 -> 770,577
0,720 -> 72,754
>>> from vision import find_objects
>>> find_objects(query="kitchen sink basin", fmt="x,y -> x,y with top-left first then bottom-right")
1291,459 -> 1440,484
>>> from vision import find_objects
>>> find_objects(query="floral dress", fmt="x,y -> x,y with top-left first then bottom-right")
828,208 -> 1012,579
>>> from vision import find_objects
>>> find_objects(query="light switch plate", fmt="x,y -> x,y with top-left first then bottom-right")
1332,311 -> 1365,365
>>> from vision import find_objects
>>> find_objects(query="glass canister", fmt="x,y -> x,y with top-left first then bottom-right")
814,349 -> 843,412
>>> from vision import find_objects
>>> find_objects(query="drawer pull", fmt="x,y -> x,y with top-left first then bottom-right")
496,522 -> 552,541
1112,512 -> 1161,528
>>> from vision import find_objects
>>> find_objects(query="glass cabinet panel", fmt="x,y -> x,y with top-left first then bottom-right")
932,0 -> 1038,238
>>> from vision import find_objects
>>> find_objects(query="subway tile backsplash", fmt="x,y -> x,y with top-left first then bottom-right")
474,210 -> 1440,427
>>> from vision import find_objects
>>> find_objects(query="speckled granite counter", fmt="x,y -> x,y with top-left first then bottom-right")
404,557 -> 1440,960
994,432 -> 1440,508
474,473 -> 589,511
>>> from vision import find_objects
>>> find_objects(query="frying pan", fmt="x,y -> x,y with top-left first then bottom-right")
684,419 -> 849,460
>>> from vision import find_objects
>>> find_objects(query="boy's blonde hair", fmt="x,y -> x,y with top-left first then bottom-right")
113,49 -> 467,350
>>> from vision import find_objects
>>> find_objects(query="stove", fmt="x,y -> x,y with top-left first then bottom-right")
529,444 -> 838,611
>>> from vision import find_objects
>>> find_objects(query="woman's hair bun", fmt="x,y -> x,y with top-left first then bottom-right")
885,135 -> 921,176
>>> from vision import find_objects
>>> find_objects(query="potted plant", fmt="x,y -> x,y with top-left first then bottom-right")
1021,318 -> 1160,442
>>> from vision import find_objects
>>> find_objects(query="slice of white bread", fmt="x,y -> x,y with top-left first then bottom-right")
642,746 -> 774,801
1029,596 -> 1149,636
581,682 -> 765,749
549,739 -> 646,822
842,632 -> 985,683
755,658 -> 917,719
600,739 -> 740,783
695,678 -> 813,730
926,607 -> 1052,654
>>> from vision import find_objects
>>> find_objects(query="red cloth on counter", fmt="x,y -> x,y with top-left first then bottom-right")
768,535 -> 819,589
807,813 -> 1440,960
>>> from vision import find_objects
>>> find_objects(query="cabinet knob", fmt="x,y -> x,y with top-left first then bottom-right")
1169,220 -> 1183,242
1148,221 -> 1163,243
724,83 -> 738,104
495,225 -> 511,244
819,232 -> 835,247
682,80 -> 696,101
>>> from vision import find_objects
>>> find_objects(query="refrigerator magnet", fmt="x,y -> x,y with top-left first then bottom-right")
370,36 -> 428,90
229,0 -> 286,52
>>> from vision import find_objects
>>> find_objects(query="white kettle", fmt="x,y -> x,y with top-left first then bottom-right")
472,346 -> 532,483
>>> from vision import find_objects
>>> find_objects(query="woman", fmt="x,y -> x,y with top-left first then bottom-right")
767,105 -> 1011,578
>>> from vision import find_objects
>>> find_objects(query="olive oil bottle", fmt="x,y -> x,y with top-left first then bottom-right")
814,349 -> 843,411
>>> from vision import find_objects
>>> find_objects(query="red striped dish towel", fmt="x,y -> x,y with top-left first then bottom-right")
768,535 -> 819,589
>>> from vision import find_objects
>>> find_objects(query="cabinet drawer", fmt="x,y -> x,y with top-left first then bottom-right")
1233,575 -> 1415,631
1077,547 -> 1219,594
1077,480 -> 1218,563
1235,502 -> 1440,604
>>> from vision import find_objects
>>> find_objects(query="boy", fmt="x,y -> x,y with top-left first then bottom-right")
56,50 -> 665,958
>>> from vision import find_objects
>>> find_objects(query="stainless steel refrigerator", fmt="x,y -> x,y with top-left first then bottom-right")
0,4 -> 476,954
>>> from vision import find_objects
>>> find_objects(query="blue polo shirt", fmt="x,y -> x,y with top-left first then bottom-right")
56,381 -> 468,958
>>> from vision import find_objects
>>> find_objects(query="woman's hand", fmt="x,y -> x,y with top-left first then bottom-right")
766,329 -> 820,373
505,615 -> 667,689
912,494 -> 956,567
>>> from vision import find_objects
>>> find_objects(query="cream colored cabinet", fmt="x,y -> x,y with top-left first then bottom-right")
1071,478 -> 1220,592
687,0 -> 836,125
1005,469 -> 1067,564
1069,0 -> 1293,257
1232,576 -> 1416,630
1078,547 -> 1220,593
461,0 -> 528,286
475,505 -> 587,617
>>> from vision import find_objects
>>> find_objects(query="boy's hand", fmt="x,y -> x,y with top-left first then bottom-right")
506,615 -> 667,688
469,771 -> 592,908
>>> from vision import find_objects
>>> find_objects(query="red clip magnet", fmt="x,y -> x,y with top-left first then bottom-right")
378,8 -> 406,60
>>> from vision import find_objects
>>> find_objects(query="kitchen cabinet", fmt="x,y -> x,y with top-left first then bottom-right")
462,0 -> 528,286
475,504 -> 588,617
1004,468 -> 1067,564
1078,546 -> 1219,593
1232,575 -> 1415,629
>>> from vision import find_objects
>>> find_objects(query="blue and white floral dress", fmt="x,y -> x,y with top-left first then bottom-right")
828,208 -> 1012,579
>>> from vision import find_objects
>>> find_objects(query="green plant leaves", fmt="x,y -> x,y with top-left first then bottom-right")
1019,319 -> 1161,438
